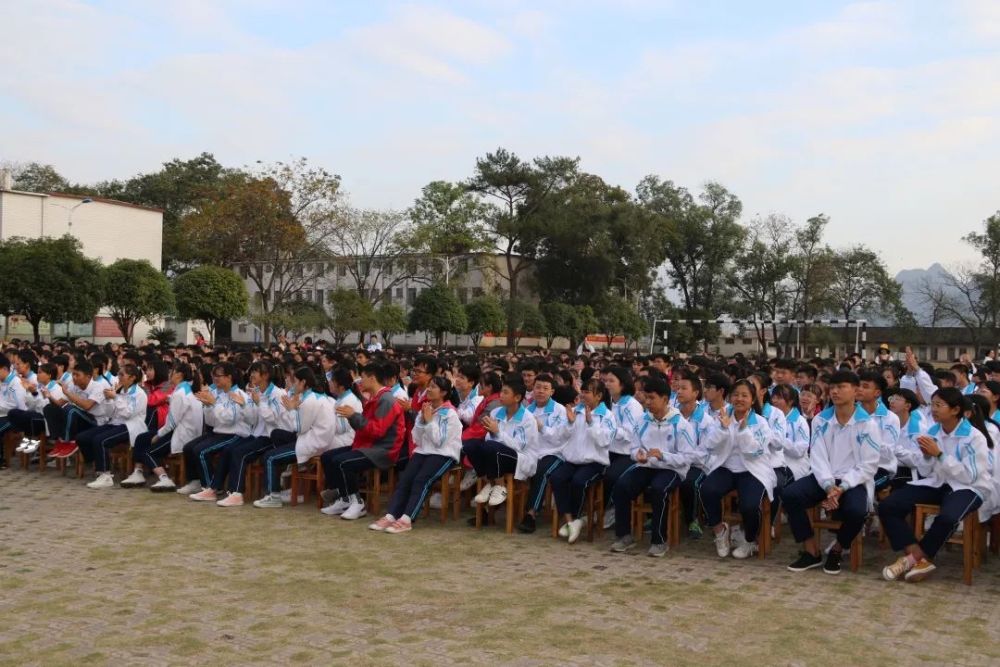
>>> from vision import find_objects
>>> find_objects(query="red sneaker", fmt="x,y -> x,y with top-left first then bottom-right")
49,442 -> 69,458
63,442 -> 79,458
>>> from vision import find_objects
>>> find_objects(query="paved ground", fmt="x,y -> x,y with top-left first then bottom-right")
1,465 -> 999,666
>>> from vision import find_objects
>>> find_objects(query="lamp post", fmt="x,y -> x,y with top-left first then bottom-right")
48,197 -> 92,236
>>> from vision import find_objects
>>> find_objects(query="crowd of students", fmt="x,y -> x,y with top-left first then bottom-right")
1,337 -> 998,583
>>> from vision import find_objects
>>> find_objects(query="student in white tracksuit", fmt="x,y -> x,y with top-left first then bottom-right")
880,387 -> 995,582
77,364 -> 148,489
130,362 -> 204,492
858,370 -> 901,492
549,378 -> 617,544
519,374 -> 570,532
601,366 -> 645,520
887,388 -> 929,489
370,376 -> 464,533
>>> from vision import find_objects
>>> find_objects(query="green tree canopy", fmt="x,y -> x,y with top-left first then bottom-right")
375,303 -> 407,348
408,284 -> 467,348
464,295 -> 506,351
103,258 -> 175,343
0,236 -> 104,342
503,298 -> 546,351
327,288 -> 376,346
596,295 -> 646,352
173,265 -> 248,343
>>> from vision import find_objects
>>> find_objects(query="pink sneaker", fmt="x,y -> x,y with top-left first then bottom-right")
216,492 -> 244,507
385,517 -> 413,534
189,488 -> 218,502
368,514 -> 396,531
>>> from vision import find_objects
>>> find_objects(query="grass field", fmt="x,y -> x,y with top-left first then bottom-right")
1,467 -> 999,666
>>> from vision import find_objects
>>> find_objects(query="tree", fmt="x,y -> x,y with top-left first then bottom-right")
540,301 -> 578,349
326,288 -> 376,347
572,305 -> 599,352
408,284 -> 467,348
173,265 -> 248,343
0,236 -> 104,342
464,295 -> 506,352
787,214 -> 836,356
962,211 -> 1000,328
8,162 -> 72,193
918,265 -> 994,352
503,298 -> 546,352
596,295 -> 646,352
637,176 -> 745,350
639,285 -> 696,354
103,259 -> 175,343
374,303 -> 407,348
402,180 -> 492,264
270,298 -> 331,342
828,246 -> 902,346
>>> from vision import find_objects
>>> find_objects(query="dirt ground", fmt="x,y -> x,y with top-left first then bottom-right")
2,466 -> 999,666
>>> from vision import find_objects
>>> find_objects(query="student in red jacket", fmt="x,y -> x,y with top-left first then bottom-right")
321,360 -> 405,521
459,371 -> 503,492
143,361 -> 172,432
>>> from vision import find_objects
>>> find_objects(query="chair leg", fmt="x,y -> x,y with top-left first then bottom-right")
758,498 -> 771,560
963,516 -> 975,586
475,479 -> 485,529
316,465 -> 325,510
505,475 -> 515,535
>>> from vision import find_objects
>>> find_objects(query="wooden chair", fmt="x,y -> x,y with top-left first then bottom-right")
165,453 -> 186,485
2,430 -> 22,468
18,432 -> 42,471
806,506 -> 864,572
476,474 -> 528,534
421,465 -> 464,523
243,462 -> 264,501
630,487 -> 682,548
290,457 -> 324,509
364,466 -> 398,517
722,490 -> 772,559
913,503 -> 982,585
109,443 -> 133,477
550,478 -> 605,542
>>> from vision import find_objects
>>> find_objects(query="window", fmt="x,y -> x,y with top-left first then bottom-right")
458,288 -> 469,304
338,264 -> 347,277
315,289 -> 324,304
725,337 -> 736,345
959,347 -> 967,356
383,288 -> 391,303
461,257 -> 470,272
238,323 -> 247,333
395,287 -> 403,299
472,287 -> 484,298
239,265 -> 249,278
742,338 -> 753,345
384,261 -> 393,275
930,347 -> 940,362
407,287 -> 417,305
303,289 -> 312,302
293,264 -> 303,277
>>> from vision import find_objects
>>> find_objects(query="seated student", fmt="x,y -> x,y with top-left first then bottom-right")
857,370 -> 901,493
600,366 -> 645,529
253,366 -> 333,508
0,354 -> 29,469
767,384 -> 810,528
11,362 -> 63,455
44,359 -> 109,459
610,377 -> 696,556
77,364 -> 148,489
143,361 -> 173,432
191,360 -> 287,506
320,360 -> 406,520
879,388 -> 996,583
369,376 -> 463,533
674,369 -> 723,539
176,363 -> 251,496
464,375 -> 539,511
517,375 -> 570,534
127,361 -> 203,491
457,371 -> 503,496
549,378 -> 616,544
784,371 -> 881,575
887,388 -> 929,489
699,379 -> 776,560
702,372 -> 731,419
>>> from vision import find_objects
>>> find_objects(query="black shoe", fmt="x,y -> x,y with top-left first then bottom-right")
787,550 -> 823,572
823,550 -> 843,575
517,514 -> 536,534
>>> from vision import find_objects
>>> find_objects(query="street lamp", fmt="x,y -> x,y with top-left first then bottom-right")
48,197 -> 93,236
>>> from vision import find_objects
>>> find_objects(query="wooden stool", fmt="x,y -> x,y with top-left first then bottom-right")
290,457 -> 324,509
913,503 -> 982,585
631,487 -> 682,548
165,453 -> 186,485
722,490 -> 772,559
806,506 -> 864,572
364,466 -> 398,517
476,474 -> 528,534
550,478 -> 605,542
18,432 -> 45,471
2,430 -> 22,468
421,465 -> 464,523
109,443 -> 133,477
244,462 -> 264,501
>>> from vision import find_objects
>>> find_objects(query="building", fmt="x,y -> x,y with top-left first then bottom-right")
0,173 -> 164,342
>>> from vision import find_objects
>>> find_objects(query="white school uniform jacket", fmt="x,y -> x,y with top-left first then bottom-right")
704,409 -> 777,500
527,398 -> 569,459
893,411 -> 930,482
911,419 -> 996,522
558,402 -> 616,466
900,368 -> 937,408
291,390 -> 339,463
485,404 -> 539,481
457,385 -> 483,427
761,403 -> 788,468
205,387 -> 251,437
781,408 -> 812,480
330,390 -> 363,452
412,402 -> 464,462
27,379 -> 65,413
679,402 -> 723,471
610,395 -> 645,456
107,383 -> 149,446
66,379 -> 111,425
866,401 -> 901,476
630,407 -> 697,477
244,383 -> 287,438
158,381 -> 204,454
0,372 -> 28,416
809,405 -> 881,506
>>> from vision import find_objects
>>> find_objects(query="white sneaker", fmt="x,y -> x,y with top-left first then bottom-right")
566,518 -> 584,544
87,472 -> 114,490
558,522 -> 570,538
321,498 -> 352,516
732,540 -> 759,559
278,489 -> 304,504
176,480 -> 202,495
120,469 -> 146,487
714,523 -> 731,558
460,469 -> 477,491
428,492 -> 443,510
474,483 -> 493,504
341,498 -> 367,520
150,476 -> 176,492
603,510 -> 616,530
15,440 -> 29,453
22,441 -> 40,454
487,485 -> 508,507
253,493 -> 283,509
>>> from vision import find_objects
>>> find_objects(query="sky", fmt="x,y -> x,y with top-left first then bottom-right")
2,0 -> 999,274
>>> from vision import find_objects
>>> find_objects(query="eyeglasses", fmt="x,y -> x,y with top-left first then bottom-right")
212,373 -> 227,379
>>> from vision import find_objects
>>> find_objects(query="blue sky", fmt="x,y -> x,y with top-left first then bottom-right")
2,0 -> 999,273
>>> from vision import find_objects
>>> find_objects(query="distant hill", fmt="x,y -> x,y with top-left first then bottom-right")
894,263 -> 961,325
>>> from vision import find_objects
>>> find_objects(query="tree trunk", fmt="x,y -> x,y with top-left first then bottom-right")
206,320 -> 216,346
31,318 -> 41,343
472,333 -> 482,352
